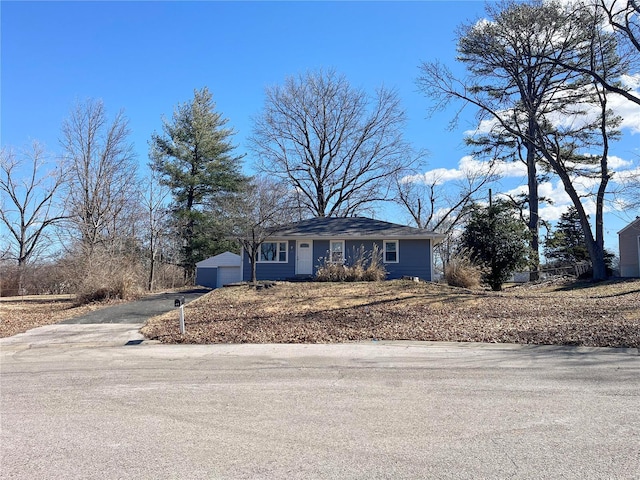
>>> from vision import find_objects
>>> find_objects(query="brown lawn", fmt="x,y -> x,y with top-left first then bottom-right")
141,278 -> 640,348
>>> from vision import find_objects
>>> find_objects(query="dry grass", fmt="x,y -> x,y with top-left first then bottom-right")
141,278 -> 640,348
0,295 -> 122,338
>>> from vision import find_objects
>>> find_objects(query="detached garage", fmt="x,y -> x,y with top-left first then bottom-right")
195,252 -> 242,289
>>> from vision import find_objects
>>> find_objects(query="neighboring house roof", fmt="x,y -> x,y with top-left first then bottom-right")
196,251 -> 241,268
268,217 -> 446,241
618,217 -> 640,235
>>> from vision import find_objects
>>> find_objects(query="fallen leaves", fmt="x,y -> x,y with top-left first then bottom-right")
141,278 -> 640,348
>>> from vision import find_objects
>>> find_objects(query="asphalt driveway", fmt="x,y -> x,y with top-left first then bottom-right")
60,288 -> 210,324
0,288 -> 210,348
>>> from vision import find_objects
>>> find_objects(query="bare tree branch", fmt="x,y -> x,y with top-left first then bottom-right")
251,69 -> 416,218
0,142 -> 67,266
60,99 -> 138,257
231,176 -> 297,284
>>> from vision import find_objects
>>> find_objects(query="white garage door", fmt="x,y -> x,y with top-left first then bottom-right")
217,266 -> 241,287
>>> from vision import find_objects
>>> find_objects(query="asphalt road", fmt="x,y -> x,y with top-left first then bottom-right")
1,341 -> 638,479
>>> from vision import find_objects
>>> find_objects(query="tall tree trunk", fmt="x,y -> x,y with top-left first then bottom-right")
540,149 -> 607,281
525,134 -> 540,282
251,249 -> 258,285
148,249 -> 156,291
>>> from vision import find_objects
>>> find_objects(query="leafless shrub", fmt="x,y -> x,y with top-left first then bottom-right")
445,250 -> 482,289
316,245 -> 387,282
0,264 -> 20,297
362,244 -> 387,281
151,263 -> 189,290
315,262 -> 348,282
62,248 -> 145,304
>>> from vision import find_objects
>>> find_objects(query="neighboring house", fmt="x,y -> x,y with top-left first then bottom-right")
618,217 -> 640,278
196,252 -> 242,288
241,217 -> 445,282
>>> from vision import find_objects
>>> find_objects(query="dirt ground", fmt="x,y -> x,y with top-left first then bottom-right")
140,278 -> 640,348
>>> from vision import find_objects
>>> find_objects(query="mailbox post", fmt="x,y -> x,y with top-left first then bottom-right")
174,296 -> 186,334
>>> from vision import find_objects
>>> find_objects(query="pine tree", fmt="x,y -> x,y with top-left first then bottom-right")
150,87 -> 247,280
460,200 -> 529,291
544,207 -> 589,265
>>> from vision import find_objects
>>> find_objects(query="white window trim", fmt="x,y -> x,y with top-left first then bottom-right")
329,239 -> 345,264
257,240 -> 288,263
383,240 -> 399,264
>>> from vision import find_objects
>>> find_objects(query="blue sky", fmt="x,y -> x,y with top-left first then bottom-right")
2,1 -> 639,254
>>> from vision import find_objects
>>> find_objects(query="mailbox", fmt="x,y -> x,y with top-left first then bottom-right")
174,296 -> 185,307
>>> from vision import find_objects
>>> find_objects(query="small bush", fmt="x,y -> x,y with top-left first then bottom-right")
445,252 -> 482,289
315,244 -> 387,282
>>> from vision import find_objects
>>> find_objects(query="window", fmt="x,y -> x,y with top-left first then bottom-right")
384,240 -> 398,263
259,241 -> 288,262
330,240 -> 344,263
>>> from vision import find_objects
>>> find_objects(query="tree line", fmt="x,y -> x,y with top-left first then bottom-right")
1,0 -> 638,296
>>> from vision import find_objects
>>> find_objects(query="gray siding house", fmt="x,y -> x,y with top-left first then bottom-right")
618,217 -> 640,277
241,217 -> 445,282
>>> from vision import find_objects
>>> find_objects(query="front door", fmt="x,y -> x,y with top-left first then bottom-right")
296,241 -> 313,275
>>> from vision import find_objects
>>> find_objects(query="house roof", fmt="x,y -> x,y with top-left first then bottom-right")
196,251 -> 241,268
269,217 -> 446,241
617,217 -> 640,235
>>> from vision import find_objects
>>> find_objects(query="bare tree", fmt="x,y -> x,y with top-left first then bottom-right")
141,165 -> 172,291
60,99 -> 139,257
394,160 -> 497,233
0,142 -> 67,293
232,177 -> 297,284
251,69 -> 416,218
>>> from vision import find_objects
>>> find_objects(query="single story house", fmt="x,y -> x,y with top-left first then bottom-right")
618,217 -> 640,277
241,217 -> 445,282
196,251 -> 242,288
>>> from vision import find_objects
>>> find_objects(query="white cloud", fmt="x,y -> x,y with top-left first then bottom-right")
608,155 -> 634,170
609,86 -> 640,135
613,166 -> 640,183
463,77 -> 640,138
493,159 -> 528,178
404,155 -> 528,186
538,181 -> 572,205
408,167 -> 466,186
621,74 -> 640,90
500,179 -> 600,222
539,204 -> 572,222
